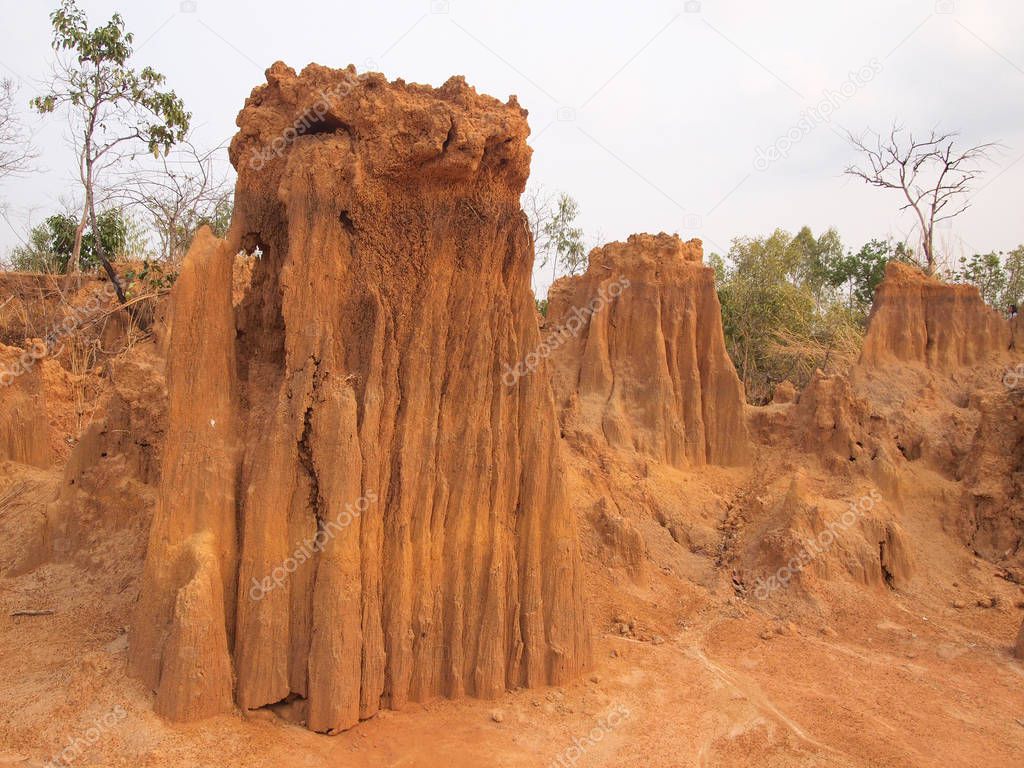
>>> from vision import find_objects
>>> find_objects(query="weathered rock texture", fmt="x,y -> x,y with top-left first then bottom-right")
32,355 -> 166,567
956,389 -> 1024,568
861,262 -> 1011,369
793,372 -> 868,460
738,473 -> 913,599
130,64 -> 590,732
790,370 -> 903,495
129,226 -> 238,722
850,262 -> 1024,569
0,343 -> 51,468
546,234 -> 749,466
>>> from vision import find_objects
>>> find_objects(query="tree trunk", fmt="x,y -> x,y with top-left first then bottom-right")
923,228 -> 936,276
85,187 -> 127,305
69,204 -> 88,275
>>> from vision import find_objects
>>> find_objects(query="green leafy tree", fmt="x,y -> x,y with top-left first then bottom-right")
544,194 -> 586,281
949,252 -> 1007,308
523,186 -> 586,284
31,0 -> 189,290
789,225 -> 844,301
948,245 -> 1024,313
824,238 -> 915,316
716,230 -> 817,401
9,218 -> 66,273
707,252 -> 727,284
714,227 -> 865,403
1003,245 -> 1024,311
10,209 -> 132,273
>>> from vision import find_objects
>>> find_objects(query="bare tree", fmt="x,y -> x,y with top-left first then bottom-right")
0,79 -> 35,180
110,140 -> 231,262
845,125 -> 997,274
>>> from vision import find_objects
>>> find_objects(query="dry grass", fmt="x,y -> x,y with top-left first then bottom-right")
769,323 -> 863,379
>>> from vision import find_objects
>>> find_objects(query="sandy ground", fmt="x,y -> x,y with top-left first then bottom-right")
1,541 -> 1022,767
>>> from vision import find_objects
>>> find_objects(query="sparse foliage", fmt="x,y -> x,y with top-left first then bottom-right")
123,258 -> 178,297
845,125 -> 997,275
0,79 -> 35,180
1004,246 -> 1024,310
950,252 -> 1006,308
111,140 -> 232,262
523,186 -> 586,283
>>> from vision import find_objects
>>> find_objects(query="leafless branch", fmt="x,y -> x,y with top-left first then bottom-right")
522,184 -> 557,267
0,79 -> 36,180
844,122 -> 999,274
106,137 -> 232,262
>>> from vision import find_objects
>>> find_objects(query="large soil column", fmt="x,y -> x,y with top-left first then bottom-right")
130,62 -> 589,733
128,227 -> 239,721
546,233 -> 749,466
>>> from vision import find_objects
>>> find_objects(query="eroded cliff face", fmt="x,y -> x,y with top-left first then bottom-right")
546,233 -> 749,467
0,343 -> 51,468
861,261 -> 1011,369
779,262 -> 1022,577
956,389 -> 1024,570
129,63 -> 589,732
735,473 -> 913,601
28,355 -> 166,572
784,261 -> 1018,482
129,226 -> 239,722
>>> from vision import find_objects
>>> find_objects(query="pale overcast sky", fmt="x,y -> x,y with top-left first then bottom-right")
1,0 -> 1022,295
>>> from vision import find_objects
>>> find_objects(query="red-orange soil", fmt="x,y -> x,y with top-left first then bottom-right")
0,65 -> 1022,768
